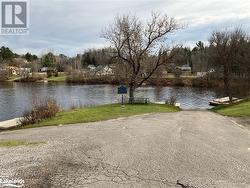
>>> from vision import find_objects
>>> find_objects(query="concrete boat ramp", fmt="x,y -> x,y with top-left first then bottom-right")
0,111 -> 249,187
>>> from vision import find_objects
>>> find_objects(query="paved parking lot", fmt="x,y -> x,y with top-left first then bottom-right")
0,111 -> 250,187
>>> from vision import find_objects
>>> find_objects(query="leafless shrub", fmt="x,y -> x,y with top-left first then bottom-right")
165,96 -> 177,105
0,69 -> 8,81
66,71 -> 86,83
19,98 -> 60,126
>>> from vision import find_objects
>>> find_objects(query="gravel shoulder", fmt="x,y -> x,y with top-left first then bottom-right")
0,111 -> 250,188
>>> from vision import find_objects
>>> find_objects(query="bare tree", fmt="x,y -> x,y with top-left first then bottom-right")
103,12 -> 181,102
209,28 -> 249,102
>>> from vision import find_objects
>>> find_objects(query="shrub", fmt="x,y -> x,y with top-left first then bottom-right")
66,71 -> 117,84
192,77 -> 209,87
17,76 -> 43,82
47,71 -> 52,78
165,96 -> 177,105
0,70 -> 8,81
20,98 -> 60,126
66,71 -> 86,83
173,78 -> 184,86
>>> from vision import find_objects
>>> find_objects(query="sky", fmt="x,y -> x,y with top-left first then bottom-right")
0,0 -> 250,57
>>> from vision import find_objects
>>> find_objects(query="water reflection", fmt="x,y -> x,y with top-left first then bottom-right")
0,82 -> 249,121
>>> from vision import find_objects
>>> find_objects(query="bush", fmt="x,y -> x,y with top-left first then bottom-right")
165,96 -> 177,105
20,98 -> 60,126
17,76 -> 43,82
66,71 -> 119,84
47,71 -> 52,78
173,78 -> 184,86
67,71 -> 86,83
192,77 -> 209,87
0,70 -> 8,81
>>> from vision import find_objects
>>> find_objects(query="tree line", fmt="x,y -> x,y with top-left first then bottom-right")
1,12 -> 250,102
0,46 -> 38,63
102,13 -> 250,102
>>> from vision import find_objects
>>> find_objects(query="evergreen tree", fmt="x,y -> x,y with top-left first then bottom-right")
42,52 -> 56,67
0,46 -> 14,62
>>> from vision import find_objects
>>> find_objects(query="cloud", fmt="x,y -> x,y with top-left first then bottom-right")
0,0 -> 250,56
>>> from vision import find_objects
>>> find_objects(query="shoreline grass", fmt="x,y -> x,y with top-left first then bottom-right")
213,98 -> 250,117
7,76 -> 21,82
15,103 -> 180,130
47,75 -> 67,82
0,140 -> 46,148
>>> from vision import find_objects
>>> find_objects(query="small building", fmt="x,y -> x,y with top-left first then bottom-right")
85,65 -> 114,76
197,72 -> 207,77
20,67 -> 31,73
40,67 -> 56,73
13,58 -> 28,64
7,66 -> 31,76
176,65 -> 192,72
40,67 -> 48,72
197,69 -> 215,77
94,65 -> 114,76
8,66 -> 18,75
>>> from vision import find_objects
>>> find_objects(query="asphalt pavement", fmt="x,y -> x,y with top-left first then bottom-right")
0,111 -> 250,188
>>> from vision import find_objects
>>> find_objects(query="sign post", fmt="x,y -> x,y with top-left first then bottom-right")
118,86 -> 127,106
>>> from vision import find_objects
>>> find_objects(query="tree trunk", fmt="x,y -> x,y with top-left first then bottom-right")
129,84 -> 135,103
224,68 -> 233,103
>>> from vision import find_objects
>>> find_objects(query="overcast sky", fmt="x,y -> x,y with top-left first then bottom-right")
1,0 -> 250,56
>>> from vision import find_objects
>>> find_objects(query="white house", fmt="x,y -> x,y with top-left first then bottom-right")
7,66 -> 31,76
40,67 -> 56,72
8,66 -> 18,76
197,72 -> 207,77
95,65 -> 114,76
13,58 -> 28,64
177,65 -> 192,72
197,69 -> 215,77
40,67 -> 48,72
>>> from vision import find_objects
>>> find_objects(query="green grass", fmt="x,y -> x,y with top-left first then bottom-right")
0,140 -> 46,148
20,103 -> 179,129
47,75 -> 67,82
213,98 -> 250,117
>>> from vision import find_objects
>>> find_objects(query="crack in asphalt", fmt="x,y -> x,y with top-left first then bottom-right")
1,111 -> 249,187
15,144 -> 196,187
177,180 -> 196,188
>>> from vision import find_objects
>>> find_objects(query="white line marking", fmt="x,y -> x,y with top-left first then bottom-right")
230,120 -> 246,129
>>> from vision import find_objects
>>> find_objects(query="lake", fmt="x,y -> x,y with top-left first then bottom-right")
0,82 -> 247,121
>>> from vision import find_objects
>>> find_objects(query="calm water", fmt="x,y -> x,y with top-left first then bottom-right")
0,82 -> 247,121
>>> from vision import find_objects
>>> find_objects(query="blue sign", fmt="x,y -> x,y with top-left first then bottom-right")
118,86 -> 127,94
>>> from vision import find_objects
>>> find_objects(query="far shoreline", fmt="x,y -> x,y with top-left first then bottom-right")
2,75 -> 228,88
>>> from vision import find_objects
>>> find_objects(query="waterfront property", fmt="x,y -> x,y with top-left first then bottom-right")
0,83 -> 228,121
